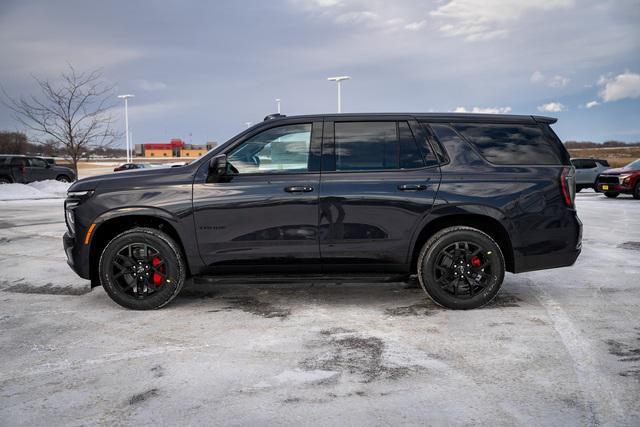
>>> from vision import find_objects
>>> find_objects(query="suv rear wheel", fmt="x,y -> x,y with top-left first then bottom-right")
98,227 -> 186,310
417,226 -> 505,309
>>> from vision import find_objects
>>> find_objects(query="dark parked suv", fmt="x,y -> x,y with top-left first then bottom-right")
63,113 -> 582,310
0,155 -> 76,184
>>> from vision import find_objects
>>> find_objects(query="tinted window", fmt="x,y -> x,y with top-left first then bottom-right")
28,158 -> 48,168
582,159 -> 597,169
228,124 -> 311,174
398,122 -> 425,169
453,123 -> 561,165
335,122 -> 398,171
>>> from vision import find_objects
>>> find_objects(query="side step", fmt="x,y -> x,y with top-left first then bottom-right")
193,273 -> 416,285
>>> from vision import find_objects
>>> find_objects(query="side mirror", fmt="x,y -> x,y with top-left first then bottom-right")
208,154 -> 228,178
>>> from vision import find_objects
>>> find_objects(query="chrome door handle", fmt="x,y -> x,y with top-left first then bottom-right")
284,186 -> 314,193
398,184 -> 428,191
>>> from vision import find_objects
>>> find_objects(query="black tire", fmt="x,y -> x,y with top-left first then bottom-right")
98,227 -> 186,310
417,226 -> 505,310
56,175 -> 71,183
0,176 -> 12,184
633,182 -> 640,200
604,192 -> 619,198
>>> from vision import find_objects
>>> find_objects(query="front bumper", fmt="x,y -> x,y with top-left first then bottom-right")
595,182 -> 632,193
63,232 -> 91,280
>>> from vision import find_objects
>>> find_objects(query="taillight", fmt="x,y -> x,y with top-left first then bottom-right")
560,167 -> 575,207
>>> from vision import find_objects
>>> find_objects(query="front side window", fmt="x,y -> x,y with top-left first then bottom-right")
228,124 -> 312,174
28,158 -> 47,168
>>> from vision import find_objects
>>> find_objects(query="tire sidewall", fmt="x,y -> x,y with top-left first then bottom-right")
418,227 -> 505,310
99,228 -> 185,310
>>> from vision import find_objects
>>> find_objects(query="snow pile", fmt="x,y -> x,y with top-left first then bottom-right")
0,180 -> 71,201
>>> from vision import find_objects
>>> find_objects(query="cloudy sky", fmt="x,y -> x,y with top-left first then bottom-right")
1,0 -> 639,147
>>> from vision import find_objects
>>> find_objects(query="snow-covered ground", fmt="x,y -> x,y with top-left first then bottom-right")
0,180 -> 70,201
0,191 -> 638,425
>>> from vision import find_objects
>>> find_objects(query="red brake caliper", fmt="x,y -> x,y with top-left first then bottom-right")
152,257 -> 164,286
470,255 -> 481,268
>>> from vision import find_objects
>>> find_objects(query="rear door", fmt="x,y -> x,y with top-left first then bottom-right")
318,116 -> 441,272
26,157 -> 49,182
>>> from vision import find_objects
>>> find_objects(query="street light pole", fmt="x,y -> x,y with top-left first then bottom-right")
327,76 -> 351,113
276,98 -> 281,114
117,94 -> 135,162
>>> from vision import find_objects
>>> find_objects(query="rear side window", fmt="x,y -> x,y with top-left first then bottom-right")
335,122 -> 398,171
453,123 -> 562,165
333,121 -> 431,171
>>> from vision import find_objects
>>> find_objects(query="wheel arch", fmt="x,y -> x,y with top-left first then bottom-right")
88,210 -> 191,287
409,209 -> 515,273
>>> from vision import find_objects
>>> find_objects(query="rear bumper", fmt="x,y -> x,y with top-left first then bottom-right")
63,232 -> 91,280
513,213 -> 582,273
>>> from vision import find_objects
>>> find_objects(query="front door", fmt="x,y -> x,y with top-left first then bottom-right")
27,157 -> 49,182
193,120 -> 322,273
319,117 -> 441,272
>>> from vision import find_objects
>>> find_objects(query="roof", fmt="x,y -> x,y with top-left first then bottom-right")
262,112 -> 557,124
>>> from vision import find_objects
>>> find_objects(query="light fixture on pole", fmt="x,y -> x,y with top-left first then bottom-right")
117,94 -> 135,162
275,98 -> 281,114
327,76 -> 351,113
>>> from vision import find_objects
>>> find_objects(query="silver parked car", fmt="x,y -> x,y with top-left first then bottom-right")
570,158 -> 610,191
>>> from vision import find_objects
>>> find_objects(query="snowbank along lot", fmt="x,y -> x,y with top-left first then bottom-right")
0,188 -> 638,425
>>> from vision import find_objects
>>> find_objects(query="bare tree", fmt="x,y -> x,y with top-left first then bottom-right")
2,66 -> 120,176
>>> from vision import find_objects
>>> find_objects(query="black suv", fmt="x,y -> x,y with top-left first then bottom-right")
63,113 -> 581,310
0,155 -> 76,184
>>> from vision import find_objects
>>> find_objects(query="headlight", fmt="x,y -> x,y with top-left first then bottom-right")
67,190 -> 93,197
65,206 -> 75,235
619,173 -> 632,185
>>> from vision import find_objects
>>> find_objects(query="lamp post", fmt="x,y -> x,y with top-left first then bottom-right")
275,98 -> 281,114
327,76 -> 351,113
117,94 -> 134,162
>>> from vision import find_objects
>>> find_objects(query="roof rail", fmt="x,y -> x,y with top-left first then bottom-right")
264,113 -> 287,121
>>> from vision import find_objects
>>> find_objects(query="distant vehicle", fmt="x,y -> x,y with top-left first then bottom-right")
595,159 -> 640,199
0,155 -> 76,184
113,163 -> 151,172
63,112 -> 581,311
570,158 -> 610,191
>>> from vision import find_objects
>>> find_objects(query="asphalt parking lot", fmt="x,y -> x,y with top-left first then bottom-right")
0,191 -> 639,426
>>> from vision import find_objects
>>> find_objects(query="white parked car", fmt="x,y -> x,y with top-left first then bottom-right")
570,158 -> 610,191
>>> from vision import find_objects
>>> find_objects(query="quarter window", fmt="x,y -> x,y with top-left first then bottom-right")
228,124 -> 312,174
453,123 -> 562,165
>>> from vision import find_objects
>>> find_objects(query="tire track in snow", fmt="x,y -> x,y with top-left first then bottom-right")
531,279 -> 625,426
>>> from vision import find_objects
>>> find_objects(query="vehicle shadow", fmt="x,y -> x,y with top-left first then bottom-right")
169,278 -> 528,316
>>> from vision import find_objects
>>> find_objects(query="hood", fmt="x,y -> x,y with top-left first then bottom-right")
600,167 -> 638,175
68,163 -> 198,193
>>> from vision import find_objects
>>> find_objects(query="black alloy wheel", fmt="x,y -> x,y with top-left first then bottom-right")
56,175 -> 71,182
418,226 -> 505,309
99,228 -> 186,310
634,182 -> 640,200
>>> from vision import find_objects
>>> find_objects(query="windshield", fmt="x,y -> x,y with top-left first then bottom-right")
623,159 -> 640,170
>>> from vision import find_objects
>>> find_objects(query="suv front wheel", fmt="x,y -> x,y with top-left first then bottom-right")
417,226 -> 505,309
98,227 -> 186,310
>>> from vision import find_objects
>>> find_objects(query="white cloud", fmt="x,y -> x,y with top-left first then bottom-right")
453,106 -> 512,114
335,11 -> 378,25
530,71 -> 570,87
530,70 -> 545,83
597,71 -> 640,102
133,79 -> 168,91
537,102 -> 566,112
431,0 -> 574,42
404,20 -> 426,31
585,100 -> 599,109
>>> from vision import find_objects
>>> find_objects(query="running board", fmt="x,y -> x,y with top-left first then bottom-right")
193,273 -> 415,285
